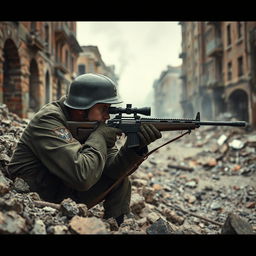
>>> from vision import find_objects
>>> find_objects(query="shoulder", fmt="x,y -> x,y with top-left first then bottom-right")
23,102 -> 74,143
33,102 -> 66,124
25,102 -> 67,135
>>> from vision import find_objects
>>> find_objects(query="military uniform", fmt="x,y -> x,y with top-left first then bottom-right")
8,96 -> 146,218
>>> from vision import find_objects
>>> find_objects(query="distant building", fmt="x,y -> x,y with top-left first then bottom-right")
179,21 -> 256,125
0,21 -> 82,118
153,65 -> 182,118
77,45 -> 119,85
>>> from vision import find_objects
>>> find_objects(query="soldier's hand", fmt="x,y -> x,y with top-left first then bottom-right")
94,122 -> 122,148
138,124 -> 162,148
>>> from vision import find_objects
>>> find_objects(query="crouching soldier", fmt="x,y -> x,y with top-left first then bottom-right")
8,73 -> 162,226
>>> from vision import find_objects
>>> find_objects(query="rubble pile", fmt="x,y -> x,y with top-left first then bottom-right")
0,103 -> 255,234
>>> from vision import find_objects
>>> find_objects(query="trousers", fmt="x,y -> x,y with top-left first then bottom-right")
19,167 -> 132,219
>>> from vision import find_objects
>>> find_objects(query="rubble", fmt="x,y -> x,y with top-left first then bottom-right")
221,213 -> 254,234
0,103 -> 256,234
146,218 -> 175,234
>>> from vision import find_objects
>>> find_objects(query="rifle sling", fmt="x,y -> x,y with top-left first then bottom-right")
86,130 -> 191,209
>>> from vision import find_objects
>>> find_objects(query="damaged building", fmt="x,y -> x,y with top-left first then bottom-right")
153,65 -> 183,118
179,21 -> 256,126
0,21 -> 82,118
77,45 -> 119,86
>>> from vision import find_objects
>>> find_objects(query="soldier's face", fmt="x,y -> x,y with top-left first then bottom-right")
88,103 -> 111,122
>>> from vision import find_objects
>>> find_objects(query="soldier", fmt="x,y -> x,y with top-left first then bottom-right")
8,73 -> 162,226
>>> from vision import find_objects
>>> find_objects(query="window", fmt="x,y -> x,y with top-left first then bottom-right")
44,24 -> 49,48
78,64 -> 86,75
71,56 -> 74,73
65,50 -> 69,68
237,22 -> 243,39
89,61 -> 95,73
31,22 -> 37,32
227,24 -> 232,46
238,56 -> 244,77
55,43 -> 59,62
227,62 -> 232,81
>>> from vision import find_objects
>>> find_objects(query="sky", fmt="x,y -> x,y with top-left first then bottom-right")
76,22 -> 182,110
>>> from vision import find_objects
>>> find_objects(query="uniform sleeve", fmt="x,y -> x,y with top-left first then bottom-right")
23,112 -> 108,191
102,144 -> 146,180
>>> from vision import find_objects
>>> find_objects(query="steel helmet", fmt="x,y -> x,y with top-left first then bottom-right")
64,73 -> 122,109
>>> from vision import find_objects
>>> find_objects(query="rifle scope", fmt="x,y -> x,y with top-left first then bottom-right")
109,104 -> 151,116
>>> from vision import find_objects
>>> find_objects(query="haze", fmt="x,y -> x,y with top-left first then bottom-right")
76,21 -> 182,108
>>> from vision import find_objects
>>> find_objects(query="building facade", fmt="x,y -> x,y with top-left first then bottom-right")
0,21 -> 82,118
77,45 -> 119,85
153,65 -> 182,118
179,21 -> 256,126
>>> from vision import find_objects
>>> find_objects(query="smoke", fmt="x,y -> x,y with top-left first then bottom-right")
87,22 -> 132,77
77,22 -> 182,108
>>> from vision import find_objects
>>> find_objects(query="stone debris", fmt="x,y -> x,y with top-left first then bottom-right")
69,216 -> 108,234
0,211 -> 28,234
60,198 -> 80,218
0,103 -> 256,234
146,218 -> 175,234
221,213 -> 254,234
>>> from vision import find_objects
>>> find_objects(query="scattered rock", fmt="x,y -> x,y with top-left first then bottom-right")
130,193 -> 145,214
210,201 -> 222,211
31,219 -> 47,234
69,216 -> 108,234
60,198 -> 79,218
47,225 -> 69,234
147,212 -> 161,224
1,104 -> 256,234
13,177 -> 30,193
164,209 -> 185,225
221,213 -> 254,234
146,218 -> 174,234
0,211 -> 27,234
185,180 -> 197,188
229,139 -> 244,150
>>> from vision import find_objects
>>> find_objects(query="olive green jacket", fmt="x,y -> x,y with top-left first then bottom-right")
8,97 -> 145,193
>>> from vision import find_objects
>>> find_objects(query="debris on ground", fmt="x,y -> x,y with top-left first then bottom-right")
0,103 -> 255,234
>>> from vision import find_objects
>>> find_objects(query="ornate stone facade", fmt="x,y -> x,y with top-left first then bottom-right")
0,22 -> 82,118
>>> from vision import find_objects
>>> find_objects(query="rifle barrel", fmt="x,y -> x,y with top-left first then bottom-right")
198,121 -> 247,127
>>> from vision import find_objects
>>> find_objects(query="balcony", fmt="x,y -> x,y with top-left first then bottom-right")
55,61 -> 68,74
68,32 -> 83,53
199,74 -> 224,89
27,31 -> 45,51
55,22 -> 70,41
206,38 -> 223,57
55,23 -> 82,53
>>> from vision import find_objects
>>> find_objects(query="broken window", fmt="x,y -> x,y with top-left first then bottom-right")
238,56 -> 244,77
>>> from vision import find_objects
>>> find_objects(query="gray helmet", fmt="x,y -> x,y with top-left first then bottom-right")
64,73 -> 122,109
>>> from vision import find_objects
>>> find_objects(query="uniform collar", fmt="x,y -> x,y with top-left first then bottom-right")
58,96 -> 71,121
